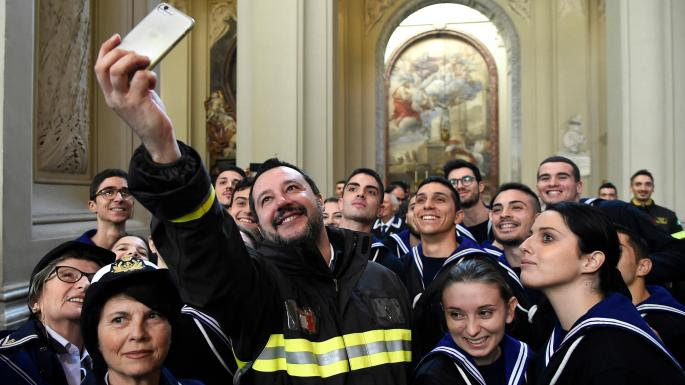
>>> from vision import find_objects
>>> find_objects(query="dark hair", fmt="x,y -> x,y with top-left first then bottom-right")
615,224 -> 649,263
442,257 -> 513,303
345,168 -> 385,196
538,156 -> 581,182
489,182 -> 541,213
545,202 -> 626,295
217,165 -> 246,179
324,196 -> 340,204
336,180 -> 346,185
248,158 -> 321,221
599,182 -> 617,191
229,177 -> 255,207
417,176 -> 461,210
443,159 -> 482,182
90,169 -> 128,200
386,180 -> 410,194
630,169 -> 654,183
111,233 -> 154,263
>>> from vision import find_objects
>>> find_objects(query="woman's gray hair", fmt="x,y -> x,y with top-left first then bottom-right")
28,253 -> 97,315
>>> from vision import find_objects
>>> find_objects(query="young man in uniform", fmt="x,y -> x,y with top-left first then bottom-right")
630,169 -> 683,235
77,169 -> 133,249
442,159 -> 491,243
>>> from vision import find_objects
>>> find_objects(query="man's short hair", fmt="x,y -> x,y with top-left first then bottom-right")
489,182 -> 541,213
386,180 -> 410,194
217,165 -> 247,179
599,182 -> 617,191
345,168 -> 384,196
324,196 -> 340,204
229,177 -> 255,207
615,224 -> 649,263
90,169 -> 129,200
537,156 -> 581,182
417,176 -> 461,210
336,180 -> 346,185
248,158 -> 321,221
442,159 -> 482,182
630,169 -> 654,183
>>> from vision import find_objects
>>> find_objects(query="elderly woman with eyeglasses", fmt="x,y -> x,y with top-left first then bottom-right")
0,241 -> 114,385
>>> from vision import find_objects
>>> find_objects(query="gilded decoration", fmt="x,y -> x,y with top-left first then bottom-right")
36,0 -> 91,178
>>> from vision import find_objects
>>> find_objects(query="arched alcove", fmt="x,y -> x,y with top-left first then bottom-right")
375,0 -> 521,183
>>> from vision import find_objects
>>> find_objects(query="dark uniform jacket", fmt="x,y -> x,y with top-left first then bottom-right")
582,198 -> 685,283
534,293 -> 685,385
95,367 -> 203,385
637,285 -> 685,366
128,142 -> 412,385
372,216 -> 407,240
631,198 -> 683,235
413,333 -> 532,385
0,318 -> 74,385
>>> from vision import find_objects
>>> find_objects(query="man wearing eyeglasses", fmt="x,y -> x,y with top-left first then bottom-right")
442,159 -> 492,243
76,169 -> 134,249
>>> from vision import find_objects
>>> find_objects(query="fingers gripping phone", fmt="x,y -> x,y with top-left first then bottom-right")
117,3 -> 195,70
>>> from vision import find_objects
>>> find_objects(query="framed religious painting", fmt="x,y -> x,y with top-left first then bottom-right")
385,30 -> 499,197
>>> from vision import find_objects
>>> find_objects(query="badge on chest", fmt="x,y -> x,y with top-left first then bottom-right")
285,299 -> 318,335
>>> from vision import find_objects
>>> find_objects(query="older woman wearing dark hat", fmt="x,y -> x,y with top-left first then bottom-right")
81,256 -> 202,385
0,241 -> 114,385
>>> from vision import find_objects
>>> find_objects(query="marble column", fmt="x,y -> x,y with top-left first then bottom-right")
606,0 -> 685,213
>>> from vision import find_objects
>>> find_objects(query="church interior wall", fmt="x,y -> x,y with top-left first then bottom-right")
0,0 -> 683,328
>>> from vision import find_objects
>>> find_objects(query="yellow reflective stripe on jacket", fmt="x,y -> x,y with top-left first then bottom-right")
672,230 -> 685,239
252,329 -> 411,378
170,186 -> 216,223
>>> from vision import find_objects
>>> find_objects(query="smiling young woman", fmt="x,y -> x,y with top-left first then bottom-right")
520,202 -> 685,385
413,257 -> 533,385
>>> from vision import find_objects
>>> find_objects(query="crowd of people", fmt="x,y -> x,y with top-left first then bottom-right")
1,34 -> 685,385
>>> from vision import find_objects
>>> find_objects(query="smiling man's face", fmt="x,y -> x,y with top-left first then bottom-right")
536,162 -> 582,205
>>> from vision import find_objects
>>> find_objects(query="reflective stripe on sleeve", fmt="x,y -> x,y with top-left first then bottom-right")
672,230 -> 685,239
252,329 -> 411,378
170,186 -> 216,223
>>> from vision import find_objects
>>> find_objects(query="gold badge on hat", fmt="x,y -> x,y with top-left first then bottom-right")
111,255 -> 144,273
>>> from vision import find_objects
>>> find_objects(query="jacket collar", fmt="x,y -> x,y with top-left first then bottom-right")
425,332 -> 530,385
411,235 -> 485,290
631,198 -> 655,207
544,293 -> 678,368
637,285 -> 685,317
0,317 -> 44,350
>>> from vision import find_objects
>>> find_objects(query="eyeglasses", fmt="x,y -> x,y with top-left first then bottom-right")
47,266 -> 96,284
93,187 -> 133,200
449,176 -> 476,187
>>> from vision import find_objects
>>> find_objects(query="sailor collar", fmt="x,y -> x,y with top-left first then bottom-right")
637,285 -> 685,317
544,293 -> 679,369
423,332 -> 530,385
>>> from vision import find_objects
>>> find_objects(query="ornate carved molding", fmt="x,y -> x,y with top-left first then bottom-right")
508,0 -> 531,22
365,0 -> 394,35
209,0 -> 237,46
36,0 -> 91,176
559,0 -> 587,18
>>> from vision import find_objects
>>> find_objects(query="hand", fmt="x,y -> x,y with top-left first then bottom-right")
94,34 -> 181,163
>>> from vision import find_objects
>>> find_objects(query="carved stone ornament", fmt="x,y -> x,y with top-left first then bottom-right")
209,0 -> 237,46
508,0 -> 531,22
558,0 -> 587,18
36,0 -> 91,175
365,0 -> 394,35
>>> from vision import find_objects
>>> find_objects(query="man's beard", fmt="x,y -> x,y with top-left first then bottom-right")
263,201 -> 324,246
459,190 -> 481,208
496,236 -> 524,248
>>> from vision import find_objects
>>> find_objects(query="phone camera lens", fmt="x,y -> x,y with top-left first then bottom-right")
163,5 -> 169,11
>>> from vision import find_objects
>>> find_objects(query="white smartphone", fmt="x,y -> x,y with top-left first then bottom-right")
117,3 -> 195,69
